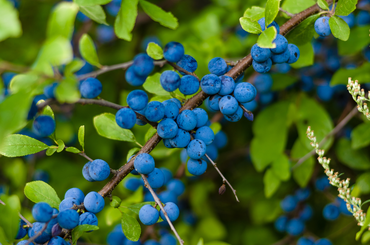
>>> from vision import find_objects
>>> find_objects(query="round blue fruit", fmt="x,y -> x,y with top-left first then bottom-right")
145,101 -> 165,122
287,44 -> 300,64
132,54 -> 154,76
59,197 -> 81,212
157,118 -> 178,139
177,54 -> 198,75
82,162 -> 95,182
160,70 -> 181,92
57,209 -> 79,229
124,177 -> 143,191
169,98 -> 181,108
139,205 -> 159,225
27,98 -> 38,120
166,179 -> 185,196
179,75 -> 199,95
207,95 -> 222,111
134,153 -> 155,174
299,204 -> 313,221
160,234 -> 177,245
295,188 -> 311,201
96,25 -> 115,43
48,236 -> 66,245
33,115 -> 56,137
79,212 -> 98,226
208,57 -> 228,76
88,159 -> 110,181
251,44 -> 272,62
17,241 -> 34,245
162,100 -> 180,120
16,220 -> 27,239
271,48 -> 290,64
158,191 -> 177,203
43,82 -> 58,99
107,231 -> 126,245
271,34 -> 288,54
164,42 -> 184,62
84,191 -> 105,213
219,75 -> 235,96
234,82 -> 256,103
28,222 -> 51,243
316,83 -> 334,101
65,188 -> 85,204
176,110 -> 197,131
187,158 -> 207,176
143,240 -> 160,245
187,139 -> 207,160
224,106 -> 243,122
205,143 -> 218,161
160,202 -> 179,222
80,78 -> 102,98
219,95 -> 239,115
195,126 -> 214,145
147,168 -> 165,189
160,167 -> 173,185
357,11 -> 370,26
252,58 -> 272,73
258,18 -> 280,33
315,239 -> 332,245
214,131 -> 227,149
315,176 -> 330,191
193,108 -> 208,128
314,17 -> 331,37
127,90 -> 148,111
46,209 -> 59,234
125,66 -> 147,86
116,108 -> 137,129
32,202 -> 53,222
323,204 -> 340,221
286,218 -> 305,236
297,237 -> 315,245
274,215 -> 288,232
254,74 -> 272,93
200,74 -> 222,95
280,195 -> 298,212
168,129 -> 191,148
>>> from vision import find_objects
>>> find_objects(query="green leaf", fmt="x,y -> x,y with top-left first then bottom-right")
55,77 -> 81,103
205,242 -> 231,245
114,0 -> 138,41
281,0 -> 315,14
356,172 -> 370,194
110,196 -> 122,208
143,73 -> 171,96
356,206 -> 370,240
9,73 -> 40,94
291,139 -> 315,187
317,0 -> 329,10
121,212 -> 141,241
243,6 -> 265,21
24,181 -> 61,208
46,147 -> 57,156
126,202 -> 156,215
257,26 -> 277,48
122,186 -> 144,204
336,0 -> 358,16
272,154 -> 291,181
79,5 -> 108,25
0,195 -> 20,243
146,42 -> 163,60
145,127 -> 157,142
0,134 -> 49,157
336,138 -> 370,170
37,100 -> 55,119
264,169 -> 281,198
290,42 -> 314,68
78,125 -> 85,151
338,25 -> 370,55
139,0 -> 178,29
270,73 -> 298,91
331,62 -> 370,85
71,225 -> 99,245
0,227 -> 11,245
197,238 -> 204,245
210,122 -> 221,135
64,59 -> 85,77
0,0 -> 22,42
286,14 -> 320,45
239,17 -> 262,34
66,147 -> 81,153
351,122 -> 370,149
126,148 -> 140,161
4,159 -> 27,188
46,2 -> 79,40
56,139 -> 65,153
93,113 -> 136,142
74,0 -> 111,5
265,0 -> 280,26
329,16 -> 350,41
79,34 -> 101,67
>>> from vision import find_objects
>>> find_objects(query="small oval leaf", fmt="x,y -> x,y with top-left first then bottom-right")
24,181 -> 61,208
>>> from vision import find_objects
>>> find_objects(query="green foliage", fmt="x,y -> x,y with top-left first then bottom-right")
143,73 -> 171,96
270,73 -> 297,91
351,122 -> 370,149
239,17 -> 262,34
74,0 -> 112,5
139,0 -> 178,29
338,25 -> 370,55
335,0 -> 358,16
281,0 -> 315,14
93,113 -> 136,142
146,42 -> 164,60
331,63 -> 370,85
126,148 -> 140,161
356,206 -> 370,240
0,195 -> 21,244
78,125 -> 85,151
263,169 -> 281,197
317,0 -> 329,10
336,138 -> 370,170
79,5 -> 108,25
290,42 -> 314,68
114,0 -> 139,41
291,139 -> 314,187
0,134 -> 49,157
121,212 -> 141,241
329,16 -> 350,41
47,2 -> 79,40
24,181 -> 61,208
79,34 -> 101,67
243,6 -> 265,21
286,14 -> 320,45
257,26 -> 277,48
55,77 -> 81,103
72,225 -> 99,245
0,0 -> 22,42
264,0 -> 280,26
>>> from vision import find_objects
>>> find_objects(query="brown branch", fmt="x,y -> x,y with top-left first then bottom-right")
167,62 -> 200,80
26,214 -> 58,245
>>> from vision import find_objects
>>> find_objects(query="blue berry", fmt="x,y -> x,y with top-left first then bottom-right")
219,75 -> 235,96
160,71 -> 181,92
314,17 -> 331,37
274,63 -> 291,73
136,119 -> 147,126
192,108 -> 208,128
176,110 -> 197,131
84,191 -> 105,213
271,48 -> 290,64
179,75 -> 199,95
89,159 -> 110,181
163,139 -> 174,148
316,83 -> 334,101
33,115 -> 56,137
162,100 -> 180,120
141,36 -> 161,50
144,240 -> 160,245
48,236 -> 66,245
301,76 -> 314,92
207,95 -> 222,111
115,108 -> 137,129
258,18 -> 280,33
208,57 -> 228,76
65,188 -> 85,204
180,149 -> 188,162
234,82 -> 256,103
169,129 -> 191,148
287,44 -> 300,64
17,241 -> 34,245
145,101 -> 165,122
251,44 -> 272,62
205,143 -> 218,161
164,42 -> 184,62
297,237 -> 315,245
295,188 -> 311,201
286,218 -> 305,236
315,239 -> 332,245
252,59 -> 272,73
274,215 -> 288,232
169,98 -> 181,108
157,118 -> 178,139
134,153 -> 155,174
280,195 -> 298,212
187,139 -> 206,160
254,74 -> 272,93
160,202 -> 179,222
2,72 -> 16,88
177,54 -> 197,75
82,162 -> 95,182
323,204 -> 340,221
338,198 -> 352,215
96,25 -> 115,43
139,205 -> 159,225
271,34 -> 288,54
187,158 -> 207,176
28,222 -> 51,243
127,90 -> 148,111
59,197 -> 80,212
160,234 -> 177,245
43,82 -> 58,99
57,209 -> 79,229
160,167 -> 173,184
299,204 -> 313,221
79,212 -> 98,226
125,66 -> 146,86
214,131 -> 227,149
124,177 -> 143,191
183,211 -> 197,225
133,54 -> 154,76
16,219 -> 27,239
158,191 -> 178,203
147,168 -> 165,188
80,78 -> 102,98
315,176 -> 330,191
219,95 -> 239,115
125,240 -> 142,245
107,231 -> 126,245
224,106 -> 243,122
32,202 -> 53,222
46,208 -> 59,234
27,98 -> 38,120
200,74 -> 222,95
166,179 -> 185,196
357,11 -> 370,26
195,126 -> 214,145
